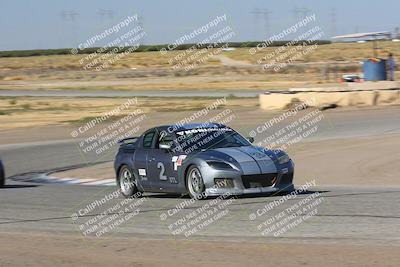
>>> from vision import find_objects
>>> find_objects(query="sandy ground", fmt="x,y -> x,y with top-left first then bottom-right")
52,133 -> 400,186
0,232 -> 398,267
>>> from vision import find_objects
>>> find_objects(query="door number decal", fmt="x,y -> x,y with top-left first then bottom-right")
157,162 -> 178,184
157,162 -> 168,181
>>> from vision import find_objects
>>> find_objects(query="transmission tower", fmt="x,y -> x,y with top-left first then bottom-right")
395,27 -> 400,39
98,9 -> 114,21
137,16 -> 145,45
60,10 -> 78,22
60,10 -> 79,47
293,7 -> 311,21
330,8 -> 337,37
251,8 -> 272,37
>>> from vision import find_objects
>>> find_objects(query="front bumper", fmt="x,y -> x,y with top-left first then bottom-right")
201,160 -> 295,196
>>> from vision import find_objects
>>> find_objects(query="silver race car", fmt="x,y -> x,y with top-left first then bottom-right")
114,123 -> 294,198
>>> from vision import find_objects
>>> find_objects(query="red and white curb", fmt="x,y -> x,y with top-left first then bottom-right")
20,173 -> 116,186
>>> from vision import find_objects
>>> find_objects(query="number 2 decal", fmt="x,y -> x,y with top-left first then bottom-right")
157,162 -> 168,181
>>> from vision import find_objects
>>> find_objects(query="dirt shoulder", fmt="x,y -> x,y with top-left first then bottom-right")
0,96 -> 259,130
0,232 -> 398,267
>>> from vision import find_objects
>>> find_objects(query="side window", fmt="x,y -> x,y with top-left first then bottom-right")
143,131 -> 155,148
158,132 -> 174,148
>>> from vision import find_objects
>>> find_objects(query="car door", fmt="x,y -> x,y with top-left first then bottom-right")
133,129 -> 156,191
146,130 -> 180,192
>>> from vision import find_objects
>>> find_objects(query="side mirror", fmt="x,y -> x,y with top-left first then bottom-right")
159,143 -> 171,150
247,137 -> 254,143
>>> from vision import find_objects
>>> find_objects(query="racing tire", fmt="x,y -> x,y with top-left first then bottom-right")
186,165 -> 206,199
117,165 -> 139,198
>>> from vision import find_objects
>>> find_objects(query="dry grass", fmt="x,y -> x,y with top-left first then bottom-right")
0,42 -> 398,91
2,42 -> 398,72
223,41 -> 400,63
0,96 -> 258,129
0,50 -> 220,71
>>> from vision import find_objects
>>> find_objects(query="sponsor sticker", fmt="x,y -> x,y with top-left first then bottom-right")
172,155 -> 187,170
138,169 -> 146,176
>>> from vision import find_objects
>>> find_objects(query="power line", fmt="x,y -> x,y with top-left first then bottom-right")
60,10 -> 79,22
98,9 -> 114,21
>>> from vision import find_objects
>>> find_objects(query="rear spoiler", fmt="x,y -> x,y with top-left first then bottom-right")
117,136 -> 140,145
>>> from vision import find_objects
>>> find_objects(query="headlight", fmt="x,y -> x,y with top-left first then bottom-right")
206,161 -> 233,170
277,154 -> 290,164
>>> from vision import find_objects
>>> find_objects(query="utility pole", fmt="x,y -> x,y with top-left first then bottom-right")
60,10 -> 79,47
251,7 -> 261,39
251,8 -> 261,23
330,8 -> 337,37
262,9 -> 272,37
137,16 -> 145,46
293,7 -> 311,21
251,8 -> 272,38
394,27 -> 400,39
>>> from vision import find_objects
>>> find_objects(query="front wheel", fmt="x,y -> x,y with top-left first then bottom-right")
117,165 -> 139,198
186,165 -> 206,199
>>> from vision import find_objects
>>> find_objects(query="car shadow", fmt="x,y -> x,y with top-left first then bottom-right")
234,189 -> 329,199
142,189 -> 329,200
143,193 -> 186,199
1,184 -> 41,189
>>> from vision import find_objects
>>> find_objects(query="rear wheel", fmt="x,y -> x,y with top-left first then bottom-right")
186,165 -> 206,199
118,165 -> 138,198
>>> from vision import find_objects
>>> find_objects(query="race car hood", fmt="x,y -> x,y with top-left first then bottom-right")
211,146 -> 277,174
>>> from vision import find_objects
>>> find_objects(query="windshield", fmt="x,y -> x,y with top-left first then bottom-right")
174,128 -> 251,153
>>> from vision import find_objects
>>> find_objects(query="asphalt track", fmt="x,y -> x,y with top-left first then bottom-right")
0,181 -> 399,245
1,106 -> 399,177
0,106 -> 399,245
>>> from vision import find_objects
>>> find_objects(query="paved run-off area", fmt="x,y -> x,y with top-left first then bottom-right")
0,183 -> 399,267
0,106 -> 399,266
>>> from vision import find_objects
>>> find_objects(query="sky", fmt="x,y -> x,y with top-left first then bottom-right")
0,0 -> 399,51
